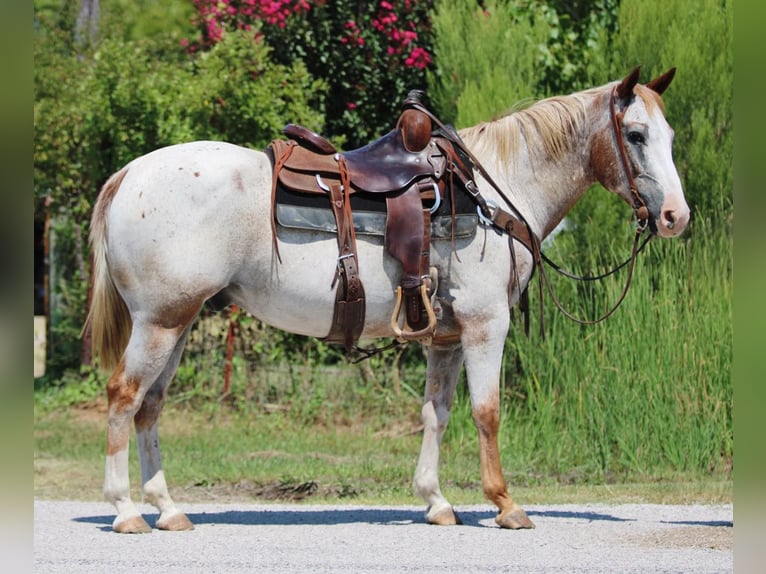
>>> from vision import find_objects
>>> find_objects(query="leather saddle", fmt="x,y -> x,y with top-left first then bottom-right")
268,91 -> 468,351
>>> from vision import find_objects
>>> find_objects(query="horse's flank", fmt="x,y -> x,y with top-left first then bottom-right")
84,166 -> 133,372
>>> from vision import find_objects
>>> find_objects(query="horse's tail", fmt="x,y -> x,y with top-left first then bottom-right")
83,167 -> 132,373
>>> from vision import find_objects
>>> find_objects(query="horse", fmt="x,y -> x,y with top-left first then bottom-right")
85,67 -> 689,533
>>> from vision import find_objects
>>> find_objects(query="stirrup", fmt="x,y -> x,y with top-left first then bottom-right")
390,283 -> 437,343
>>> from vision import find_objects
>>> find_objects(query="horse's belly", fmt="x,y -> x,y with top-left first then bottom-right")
238,233 -> 402,339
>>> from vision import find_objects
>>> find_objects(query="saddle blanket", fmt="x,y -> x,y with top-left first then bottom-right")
275,185 -> 478,239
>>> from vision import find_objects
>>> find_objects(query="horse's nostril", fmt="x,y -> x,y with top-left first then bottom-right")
664,210 -> 676,230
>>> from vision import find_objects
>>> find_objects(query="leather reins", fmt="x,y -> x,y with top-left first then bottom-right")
411,85 -> 653,332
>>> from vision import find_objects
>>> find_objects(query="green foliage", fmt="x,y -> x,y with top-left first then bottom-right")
536,0 -> 618,92
174,30 -> 327,146
428,0 -> 549,127
102,0 -> 196,45
428,0 -> 618,126
35,365 -> 105,407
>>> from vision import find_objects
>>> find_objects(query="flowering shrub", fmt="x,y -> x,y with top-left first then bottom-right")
187,0 -> 435,148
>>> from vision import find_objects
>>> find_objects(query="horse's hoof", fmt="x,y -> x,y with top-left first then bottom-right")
156,511 -> 195,531
426,504 -> 462,526
496,507 -> 535,530
113,515 -> 153,534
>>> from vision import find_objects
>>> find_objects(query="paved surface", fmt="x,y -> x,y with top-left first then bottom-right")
34,500 -> 733,573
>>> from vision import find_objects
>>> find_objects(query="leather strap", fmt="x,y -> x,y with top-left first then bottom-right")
269,140 -> 297,263
609,85 -> 649,226
324,165 -> 365,352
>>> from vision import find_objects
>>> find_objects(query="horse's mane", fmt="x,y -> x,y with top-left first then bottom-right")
458,83 -> 665,170
458,86 -> 605,169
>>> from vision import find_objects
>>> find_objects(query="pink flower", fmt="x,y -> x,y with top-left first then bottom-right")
347,102 -> 357,110
380,1 -> 393,9
404,46 -> 432,69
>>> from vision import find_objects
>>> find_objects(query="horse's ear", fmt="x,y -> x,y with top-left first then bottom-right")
645,67 -> 676,95
617,66 -> 641,100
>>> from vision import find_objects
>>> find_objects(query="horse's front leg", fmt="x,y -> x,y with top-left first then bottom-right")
462,315 -> 535,529
413,344 -> 464,525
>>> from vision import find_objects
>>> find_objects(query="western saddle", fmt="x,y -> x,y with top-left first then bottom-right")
267,90 -> 534,352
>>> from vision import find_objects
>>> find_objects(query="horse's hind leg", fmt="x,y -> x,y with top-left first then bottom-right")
134,324 -> 194,531
462,316 -> 535,529
104,321 -> 192,533
413,345 -> 464,525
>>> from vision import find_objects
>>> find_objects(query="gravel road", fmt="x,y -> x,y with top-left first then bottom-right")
34,500 -> 732,573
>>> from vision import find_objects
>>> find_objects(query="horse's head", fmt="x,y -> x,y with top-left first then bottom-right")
592,67 -> 690,238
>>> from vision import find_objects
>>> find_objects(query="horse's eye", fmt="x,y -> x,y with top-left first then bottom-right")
628,131 -> 645,145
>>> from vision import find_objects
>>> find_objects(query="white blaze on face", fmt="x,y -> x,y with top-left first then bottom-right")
626,87 -> 691,237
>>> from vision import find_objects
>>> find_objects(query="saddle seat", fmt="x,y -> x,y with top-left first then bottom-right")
279,117 -> 445,196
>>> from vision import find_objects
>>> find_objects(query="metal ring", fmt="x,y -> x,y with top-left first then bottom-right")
477,198 -> 498,226
429,183 -> 441,214
315,174 -> 331,192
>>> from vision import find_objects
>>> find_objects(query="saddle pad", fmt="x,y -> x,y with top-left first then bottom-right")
276,204 -> 477,239
275,181 -> 478,239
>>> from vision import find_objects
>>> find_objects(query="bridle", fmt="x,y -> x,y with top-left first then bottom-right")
608,85 -> 651,228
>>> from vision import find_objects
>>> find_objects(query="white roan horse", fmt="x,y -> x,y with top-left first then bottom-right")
86,68 -> 689,533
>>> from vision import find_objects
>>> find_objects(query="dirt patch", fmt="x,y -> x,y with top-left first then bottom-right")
626,524 -> 733,550
185,479 -> 359,503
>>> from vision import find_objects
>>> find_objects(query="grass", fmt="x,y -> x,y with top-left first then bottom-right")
34,395 -> 731,507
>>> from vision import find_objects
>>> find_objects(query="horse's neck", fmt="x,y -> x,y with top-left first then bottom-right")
501,142 -> 592,240
468,91 -> 607,240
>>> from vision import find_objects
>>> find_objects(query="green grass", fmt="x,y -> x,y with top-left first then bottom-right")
34,399 -> 731,507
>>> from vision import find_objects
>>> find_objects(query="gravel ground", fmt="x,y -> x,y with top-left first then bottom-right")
34,500 -> 733,573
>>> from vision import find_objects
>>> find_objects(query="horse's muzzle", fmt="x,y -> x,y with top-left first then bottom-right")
656,204 -> 690,237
